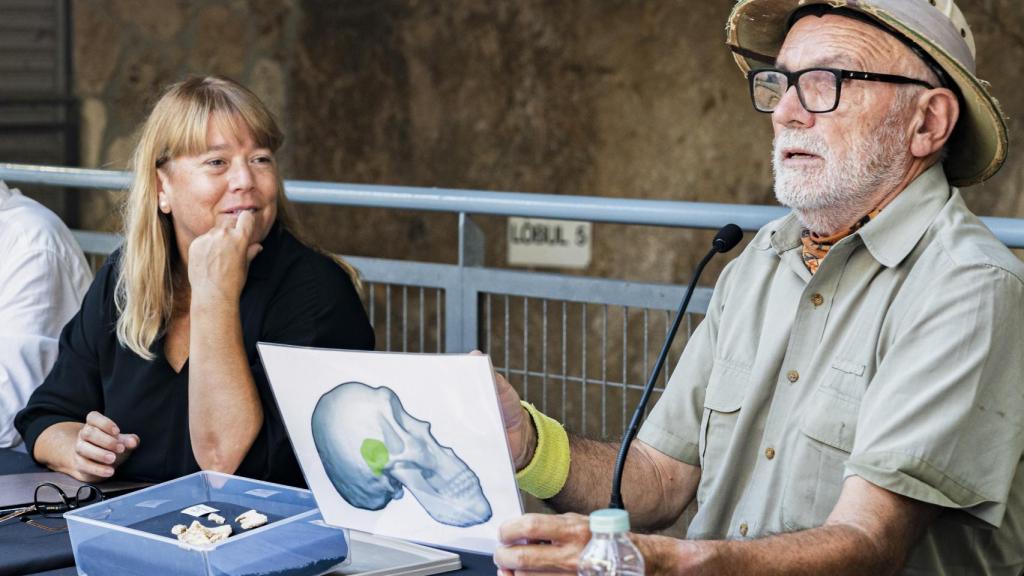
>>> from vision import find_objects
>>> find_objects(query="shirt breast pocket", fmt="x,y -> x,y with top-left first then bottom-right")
819,359 -> 867,405
697,359 -> 751,505
782,359 -> 865,530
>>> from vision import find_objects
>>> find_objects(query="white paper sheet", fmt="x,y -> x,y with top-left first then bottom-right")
258,343 -> 523,554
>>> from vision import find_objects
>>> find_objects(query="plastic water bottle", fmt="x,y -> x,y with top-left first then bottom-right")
577,508 -> 645,575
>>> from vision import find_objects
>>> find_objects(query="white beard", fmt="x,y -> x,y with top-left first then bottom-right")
772,111 -> 910,235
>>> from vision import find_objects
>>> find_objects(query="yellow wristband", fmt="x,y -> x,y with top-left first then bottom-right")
514,401 -> 570,499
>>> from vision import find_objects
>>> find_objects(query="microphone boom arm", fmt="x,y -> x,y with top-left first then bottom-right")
608,224 -> 742,510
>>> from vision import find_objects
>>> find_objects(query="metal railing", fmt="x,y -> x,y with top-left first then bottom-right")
4,162 -> 1024,445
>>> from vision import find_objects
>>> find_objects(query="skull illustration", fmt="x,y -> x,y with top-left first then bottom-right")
311,382 -> 492,527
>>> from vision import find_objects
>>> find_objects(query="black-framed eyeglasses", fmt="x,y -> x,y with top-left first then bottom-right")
747,67 -> 935,114
0,482 -> 105,532
33,482 -> 105,517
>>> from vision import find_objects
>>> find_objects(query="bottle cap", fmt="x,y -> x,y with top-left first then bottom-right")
588,508 -> 630,533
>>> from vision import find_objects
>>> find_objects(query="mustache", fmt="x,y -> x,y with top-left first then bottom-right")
773,130 -> 830,161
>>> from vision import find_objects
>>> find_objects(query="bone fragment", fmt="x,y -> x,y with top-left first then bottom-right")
235,509 -> 268,530
176,520 -> 233,545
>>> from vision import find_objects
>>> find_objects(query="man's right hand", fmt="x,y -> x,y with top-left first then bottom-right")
494,369 -> 537,471
69,411 -> 140,482
473,351 -> 538,470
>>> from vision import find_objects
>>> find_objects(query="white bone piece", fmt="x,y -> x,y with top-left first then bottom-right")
207,513 -> 225,525
177,521 -> 211,546
176,520 -> 233,545
235,509 -> 268,530
171,524 -> 187,536
206,524 -> 232,543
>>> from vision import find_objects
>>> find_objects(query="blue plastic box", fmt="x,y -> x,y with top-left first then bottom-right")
64,471 -> 350,576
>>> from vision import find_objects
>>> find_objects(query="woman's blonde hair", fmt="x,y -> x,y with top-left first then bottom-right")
116,75 -> 361,360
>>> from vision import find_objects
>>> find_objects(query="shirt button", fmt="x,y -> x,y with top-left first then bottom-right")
811,293 -> 824,307
739,522 -> 749,537
765,447 -> 776,460
786,370 -> 800,383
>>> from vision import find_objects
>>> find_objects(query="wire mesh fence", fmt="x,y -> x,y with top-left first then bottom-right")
480,294 -> 699,443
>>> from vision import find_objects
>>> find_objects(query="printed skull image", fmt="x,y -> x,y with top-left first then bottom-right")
311,382 -> 493,527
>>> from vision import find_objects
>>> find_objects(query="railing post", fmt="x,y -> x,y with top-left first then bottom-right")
446,213 -> 484,352
458,212 -> 485,268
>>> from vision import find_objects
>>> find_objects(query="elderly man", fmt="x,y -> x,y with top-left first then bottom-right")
493,1 -> 1023,574
0,181 -> 91,449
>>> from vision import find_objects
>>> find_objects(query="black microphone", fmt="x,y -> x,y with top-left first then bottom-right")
712,223 -> 744,253
608,223 -> 743,511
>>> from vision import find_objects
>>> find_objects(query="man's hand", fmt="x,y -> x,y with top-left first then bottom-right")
494,513 -> 592,574
187,209 -> 262,305
494,512 -> 699,575
473,351 -> 537,471
496,370 -> 537,470
69,411 -> 140,482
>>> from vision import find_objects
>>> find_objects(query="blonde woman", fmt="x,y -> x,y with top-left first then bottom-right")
15,76 -> 374,486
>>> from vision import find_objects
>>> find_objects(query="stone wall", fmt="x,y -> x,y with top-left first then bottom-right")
75,0 -> 300,231
287,1 -> 774,281
75,0 -> 1023,279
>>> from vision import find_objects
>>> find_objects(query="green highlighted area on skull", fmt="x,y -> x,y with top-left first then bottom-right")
361,438 -> 390,476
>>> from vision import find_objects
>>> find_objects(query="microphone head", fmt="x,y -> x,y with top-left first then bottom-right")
712,224 -> 743,253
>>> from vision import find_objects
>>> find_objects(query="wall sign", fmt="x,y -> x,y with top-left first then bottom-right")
507,217 -> 591,269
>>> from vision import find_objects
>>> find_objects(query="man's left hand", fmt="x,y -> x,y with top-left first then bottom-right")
494,513 -> 591,574
495,512 -> 705,575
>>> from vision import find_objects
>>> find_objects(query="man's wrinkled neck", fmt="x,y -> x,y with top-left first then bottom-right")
799,157 -> 937,236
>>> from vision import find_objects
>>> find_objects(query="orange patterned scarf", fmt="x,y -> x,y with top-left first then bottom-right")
800,227 -> 849,275
800,191 -> 900,275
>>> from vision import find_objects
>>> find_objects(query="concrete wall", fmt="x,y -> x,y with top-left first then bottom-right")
74,0 -> 1023,284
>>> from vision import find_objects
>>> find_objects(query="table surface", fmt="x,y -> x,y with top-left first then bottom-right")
25,555 -> 498,576
0,449 -> 495,575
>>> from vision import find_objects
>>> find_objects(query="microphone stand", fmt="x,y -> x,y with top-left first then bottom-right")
608,225 -> 741,510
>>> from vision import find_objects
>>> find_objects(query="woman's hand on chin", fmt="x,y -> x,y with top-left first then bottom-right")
187,210 -> 263,306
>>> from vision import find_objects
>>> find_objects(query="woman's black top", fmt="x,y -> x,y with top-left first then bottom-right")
15,224 -> 374,487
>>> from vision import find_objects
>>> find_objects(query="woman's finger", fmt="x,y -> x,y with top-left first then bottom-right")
85,410 -> 119,437
246,243 -> 263,264
80,423 -> 123,452
234,209 -> 256,239
75,436 -> 118,465
73,453 -> 114,479
117,433 -> 141,451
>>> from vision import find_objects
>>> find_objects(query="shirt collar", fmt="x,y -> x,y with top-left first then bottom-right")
759,163 -> 951,267
763,211 -> 804,255
0,180 -> 16,205
857,163 -> 950,268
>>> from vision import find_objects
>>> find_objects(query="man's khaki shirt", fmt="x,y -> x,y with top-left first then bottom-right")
638,165 -> 1024,575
